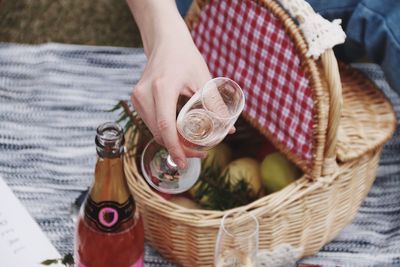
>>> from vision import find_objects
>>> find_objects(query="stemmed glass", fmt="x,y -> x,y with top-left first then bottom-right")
141,77 -> 245,194
215,210 -> 259,267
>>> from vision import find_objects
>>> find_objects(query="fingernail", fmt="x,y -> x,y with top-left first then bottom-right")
176,158 -> 186,169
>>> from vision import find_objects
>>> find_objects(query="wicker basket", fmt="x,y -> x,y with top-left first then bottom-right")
124,0 -> 396,266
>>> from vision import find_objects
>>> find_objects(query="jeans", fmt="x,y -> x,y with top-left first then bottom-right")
176,0 -> 193,17
176,0 -> 400,94
307,0 -> 400,94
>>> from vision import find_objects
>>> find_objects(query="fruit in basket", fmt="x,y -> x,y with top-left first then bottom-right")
260,152 -> 302,192
223,158 -> 262,196
169,196 -> 201,209
202,143 -> 232,172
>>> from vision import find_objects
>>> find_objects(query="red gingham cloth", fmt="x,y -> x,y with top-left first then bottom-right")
192,0 -> 314,166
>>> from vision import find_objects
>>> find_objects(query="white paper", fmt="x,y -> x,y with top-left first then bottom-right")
0,176 -> 63,267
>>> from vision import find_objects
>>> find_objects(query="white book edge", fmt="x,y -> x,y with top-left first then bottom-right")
0,175 -> 63,267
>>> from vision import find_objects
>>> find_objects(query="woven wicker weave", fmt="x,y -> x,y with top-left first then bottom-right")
124,0 -> 396,266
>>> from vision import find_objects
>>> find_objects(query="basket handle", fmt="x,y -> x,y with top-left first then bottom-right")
273,0 -> 345,175
185,0 -> 208,31
320,49 -> 342,175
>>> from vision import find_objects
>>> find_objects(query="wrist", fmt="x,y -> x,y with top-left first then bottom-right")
127,0 -> 189,56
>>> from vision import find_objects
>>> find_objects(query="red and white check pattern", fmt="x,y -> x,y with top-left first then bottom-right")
192,0 -> 314,164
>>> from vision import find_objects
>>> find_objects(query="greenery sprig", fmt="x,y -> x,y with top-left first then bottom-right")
193,164 -> 257,211
41,253 -> 74,266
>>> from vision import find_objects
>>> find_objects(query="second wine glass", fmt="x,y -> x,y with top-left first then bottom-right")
141,77 -> 245,194
215,210 -> 259,267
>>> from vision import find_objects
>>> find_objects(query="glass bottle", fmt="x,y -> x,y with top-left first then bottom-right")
75,122 -> 144,267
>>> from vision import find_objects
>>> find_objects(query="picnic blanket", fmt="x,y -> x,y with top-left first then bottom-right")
0,43 -> 399,266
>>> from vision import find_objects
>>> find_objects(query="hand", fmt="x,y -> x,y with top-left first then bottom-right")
129,1 -> 211,169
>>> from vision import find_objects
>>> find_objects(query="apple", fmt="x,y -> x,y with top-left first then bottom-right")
260,152 -> 302,193
223,157 -> 262,196
202,142 -> 232,173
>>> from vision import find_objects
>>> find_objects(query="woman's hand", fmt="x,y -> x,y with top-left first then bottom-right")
127,0 -> 211,169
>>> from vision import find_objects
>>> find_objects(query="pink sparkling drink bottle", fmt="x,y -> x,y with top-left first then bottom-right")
75,122 -> 144,267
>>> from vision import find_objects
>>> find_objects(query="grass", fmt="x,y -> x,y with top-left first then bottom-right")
0,0 -> 142,47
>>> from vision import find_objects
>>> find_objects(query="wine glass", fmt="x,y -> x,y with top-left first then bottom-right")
141,77 -> 245,194
215,210 -> 259,267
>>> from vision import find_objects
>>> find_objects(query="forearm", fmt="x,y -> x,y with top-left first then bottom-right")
126,0 -> 190,56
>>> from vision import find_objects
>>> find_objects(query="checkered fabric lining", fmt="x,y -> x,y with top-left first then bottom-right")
192,0 -> 314,165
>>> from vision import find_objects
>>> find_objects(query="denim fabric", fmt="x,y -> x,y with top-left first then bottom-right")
307,0 -> 400,94
176,0 -> 193,17
176,0 -> 400,93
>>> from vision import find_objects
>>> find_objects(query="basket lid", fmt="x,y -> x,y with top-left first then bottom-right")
335,63 -> 396,163
188,0 -> 329,177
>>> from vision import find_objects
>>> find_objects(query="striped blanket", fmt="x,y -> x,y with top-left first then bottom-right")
0,43 -> 399,267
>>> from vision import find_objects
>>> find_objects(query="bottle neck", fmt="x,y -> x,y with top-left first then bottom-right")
89,154 -> 131,203
89,122 -> 131,203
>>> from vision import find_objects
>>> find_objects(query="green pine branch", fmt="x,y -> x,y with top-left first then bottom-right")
41,253 -> 74,266
193,164 -> 257,210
